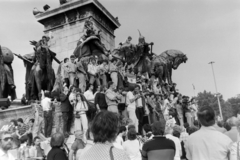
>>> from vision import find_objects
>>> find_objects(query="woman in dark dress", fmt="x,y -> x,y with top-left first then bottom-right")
94,85 -> 108,112
47,133 -> 68,160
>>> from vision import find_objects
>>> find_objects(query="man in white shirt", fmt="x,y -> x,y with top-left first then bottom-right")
84,84 -> 95,103
87,57 -> 100,86
41,91 -> 52,137
126,86 -> 140,133
0,131 -> 15,160
113,126 -> 126,150
165,126 -> 182,160
185,106 -> 232,160
162,95 -> 171,120
109,58 -> 119,87
225,116 -> 238,142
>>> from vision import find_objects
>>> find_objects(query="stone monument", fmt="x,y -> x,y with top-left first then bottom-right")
0,0 -> 120,128
35,0 -> 120,69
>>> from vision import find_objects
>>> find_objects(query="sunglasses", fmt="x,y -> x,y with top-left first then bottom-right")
1,137 -> 13,142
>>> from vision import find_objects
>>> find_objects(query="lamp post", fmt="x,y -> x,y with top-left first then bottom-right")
209,61 -> 223,120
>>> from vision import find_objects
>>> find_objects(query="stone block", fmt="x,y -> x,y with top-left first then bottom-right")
68,41 -> 78,50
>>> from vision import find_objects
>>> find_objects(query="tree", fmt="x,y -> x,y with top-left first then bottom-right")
196,90 -> 233,121
227,96 -> 240,116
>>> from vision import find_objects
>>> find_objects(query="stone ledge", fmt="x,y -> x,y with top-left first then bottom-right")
35,0 -> 120,29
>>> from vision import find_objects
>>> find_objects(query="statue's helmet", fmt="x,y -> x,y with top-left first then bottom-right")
1,46 -> 14,63
138,30 -> 145,43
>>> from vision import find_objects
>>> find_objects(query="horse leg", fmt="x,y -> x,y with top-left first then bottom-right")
34,66 -> 42,100
166,64 -> 172,84
169,64 -> 173,85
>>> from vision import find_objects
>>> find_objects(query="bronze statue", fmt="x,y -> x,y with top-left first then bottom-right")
16,36 -> 60,100
111,33 -> 188,85
0,45 -> 16,101
73,16 -> 109,78
151,50 -> 188,85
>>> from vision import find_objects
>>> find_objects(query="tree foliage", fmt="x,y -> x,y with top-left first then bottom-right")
227,96 -> 240,116
196,90 -> 233,120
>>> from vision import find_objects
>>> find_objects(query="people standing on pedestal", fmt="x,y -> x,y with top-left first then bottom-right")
74,93 -> 88,142
109,58 -> 119,87
68,55 -> 76,86
62,58 -> 70,88
87,57 -> 100,86
41,91 -> 53,138
94,85 -> 108,112
126,86 -> 140,133
60,86 -> 71,138
52,97 -> 63,134
75,60 -> 87,93
84,84 -> 95,104
97,60 -> 109,88
105,82 -> 121,114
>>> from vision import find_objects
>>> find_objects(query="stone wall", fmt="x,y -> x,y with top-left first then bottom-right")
0,105 -> 34,128
46,17 -> 115,70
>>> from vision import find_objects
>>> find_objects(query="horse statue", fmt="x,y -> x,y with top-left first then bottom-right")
151,50 -> 188,85
111,33 -> 188,85
0,45 -> 17,101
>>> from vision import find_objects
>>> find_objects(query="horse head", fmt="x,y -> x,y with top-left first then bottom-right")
172,54 -> 188,70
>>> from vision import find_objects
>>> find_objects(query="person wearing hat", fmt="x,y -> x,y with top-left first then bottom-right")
87,57 -> 100,86
69,130 -> 85,160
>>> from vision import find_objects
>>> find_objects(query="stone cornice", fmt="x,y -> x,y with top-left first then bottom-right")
35,0 -> 120,29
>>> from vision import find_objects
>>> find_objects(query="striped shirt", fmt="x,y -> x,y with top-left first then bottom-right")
142,136 -> 175,160
18,124 -> 29,135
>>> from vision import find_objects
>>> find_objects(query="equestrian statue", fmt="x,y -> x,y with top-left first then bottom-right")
15,36 -> 60,100
111,31 -> 188,85
0,45 -> 17,101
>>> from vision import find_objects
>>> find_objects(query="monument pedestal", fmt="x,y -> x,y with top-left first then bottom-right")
35,0 -> 120,69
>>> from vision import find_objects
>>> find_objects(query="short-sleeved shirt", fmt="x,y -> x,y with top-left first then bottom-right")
41,97 -> 52,111
79,143 -> 130,160
84,90 -> 95,103
142,136 -> 175,160
126,91 -> 136,110
185,126 -> 232,160
71,139 -> 85,153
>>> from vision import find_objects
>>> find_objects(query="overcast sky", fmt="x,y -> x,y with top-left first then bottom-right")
0,0 -> 239,100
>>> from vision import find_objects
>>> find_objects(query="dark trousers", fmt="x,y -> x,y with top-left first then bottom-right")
67,106 -> 74,132
44,111 -> 53,137
136,107 -> 144,134
62,112 -> 69,136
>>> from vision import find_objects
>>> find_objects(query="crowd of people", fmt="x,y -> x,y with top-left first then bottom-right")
1,53 -> 240,160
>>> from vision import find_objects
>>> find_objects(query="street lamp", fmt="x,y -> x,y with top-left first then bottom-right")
209,61 -> 223,120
